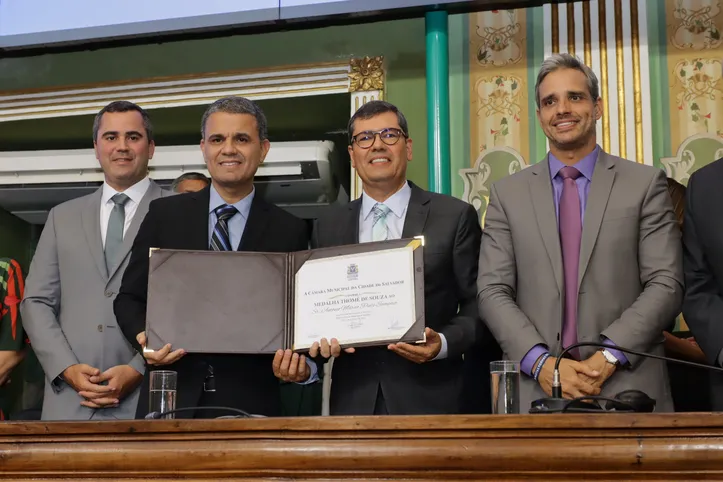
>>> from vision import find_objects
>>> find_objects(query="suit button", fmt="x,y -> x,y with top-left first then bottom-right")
97,325 -> 103,332
104,290 -> 113,297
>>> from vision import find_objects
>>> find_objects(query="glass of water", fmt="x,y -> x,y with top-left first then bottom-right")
490,361 -> 520,414
149,370 -> 177,419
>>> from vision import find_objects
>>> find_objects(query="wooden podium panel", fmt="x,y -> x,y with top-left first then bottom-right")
1,413 -> 723,480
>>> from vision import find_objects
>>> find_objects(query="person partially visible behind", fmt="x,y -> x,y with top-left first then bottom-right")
0,258 -> 27,419
662,177 -> 710,412
171,172 -> 210,193
682,156 -> 723,411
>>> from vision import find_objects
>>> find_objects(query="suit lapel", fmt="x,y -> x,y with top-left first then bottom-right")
82,188 -> 108,280
344,200 -> 362,245
529,157 -> 563,293
108,181 -> 163,281
238,195 -> 270,251
401,182 -> 431,238
578,151 -> 615,288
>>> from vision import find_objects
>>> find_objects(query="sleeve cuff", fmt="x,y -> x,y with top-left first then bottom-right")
431,333 -> 448,361
521,344 -> 549,377
296,356 -> 319,385
602,337 -> 628,365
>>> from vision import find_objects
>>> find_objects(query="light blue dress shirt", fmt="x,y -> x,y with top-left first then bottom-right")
359,181 -> 448,360
208,185 -> 254,250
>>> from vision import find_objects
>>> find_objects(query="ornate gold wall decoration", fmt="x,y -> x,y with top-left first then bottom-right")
474,10 -> 523,66
671,0 -> 721,50
469,10 -> 529,162
348,56 -> 384,92
674,58 -> 722,132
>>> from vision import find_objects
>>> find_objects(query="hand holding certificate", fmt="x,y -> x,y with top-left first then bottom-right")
144,238 -> 426,355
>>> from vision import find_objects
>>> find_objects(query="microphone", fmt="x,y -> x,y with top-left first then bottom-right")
144,406 -> 263,419
529,341 -> 723,414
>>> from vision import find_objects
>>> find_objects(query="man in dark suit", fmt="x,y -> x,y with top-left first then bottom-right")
682,157 -> 723,411
274,100 -> 490,415
114,97 -> 310,419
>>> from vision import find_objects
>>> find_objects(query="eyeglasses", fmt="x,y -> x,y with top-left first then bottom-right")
351,128 -> 407,149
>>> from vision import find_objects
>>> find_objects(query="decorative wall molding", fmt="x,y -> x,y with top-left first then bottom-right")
0,56 -> 386,202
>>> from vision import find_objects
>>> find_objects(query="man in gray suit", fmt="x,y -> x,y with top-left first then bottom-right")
477,54 -> 682,412
21,101 -> 171,420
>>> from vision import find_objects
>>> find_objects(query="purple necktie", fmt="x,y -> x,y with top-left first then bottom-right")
559,166 -> 582,359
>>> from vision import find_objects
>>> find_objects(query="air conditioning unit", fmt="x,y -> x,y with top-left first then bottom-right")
0,140 -> 341,224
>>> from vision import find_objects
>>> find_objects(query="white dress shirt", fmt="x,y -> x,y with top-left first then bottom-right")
358,181 -> 411,243
99,177 -> 151,247
357,180 -> 448,360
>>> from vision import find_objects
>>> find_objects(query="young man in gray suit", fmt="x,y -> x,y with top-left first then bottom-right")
477,54 -> 682,412
275,100 -> 491,415
21,101 -> 172,420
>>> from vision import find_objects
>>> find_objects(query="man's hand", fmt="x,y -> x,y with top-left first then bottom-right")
272,349 -> 310,382
309,338 -> 355,359
0,349 -> 26,386
137,331 -> 185,366
79,365 -> 143,409
578,351 -> 617,389
537,357 -> 602,399
62,363 -> 115,403
387,327 -> 441,364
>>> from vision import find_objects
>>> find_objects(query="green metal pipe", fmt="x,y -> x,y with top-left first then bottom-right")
425,10 -> 451,195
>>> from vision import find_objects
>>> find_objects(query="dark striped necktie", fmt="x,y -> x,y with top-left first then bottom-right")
210,204 -> 238,251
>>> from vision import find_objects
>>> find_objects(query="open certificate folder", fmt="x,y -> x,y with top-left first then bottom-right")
144,238 -> 426,354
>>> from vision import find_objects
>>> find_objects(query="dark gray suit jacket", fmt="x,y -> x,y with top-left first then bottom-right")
312,181 -> 483,415
682,157 -> 723,411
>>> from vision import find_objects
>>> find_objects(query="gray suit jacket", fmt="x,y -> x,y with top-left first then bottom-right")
21,180 -> 170,420
477,151 -> 682,412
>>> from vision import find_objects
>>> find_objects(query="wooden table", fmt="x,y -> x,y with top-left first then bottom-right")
1,413 -> 723,480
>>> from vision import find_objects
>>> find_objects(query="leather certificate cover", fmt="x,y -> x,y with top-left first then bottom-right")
145,238 -> 425,355
145,249 -> 288,354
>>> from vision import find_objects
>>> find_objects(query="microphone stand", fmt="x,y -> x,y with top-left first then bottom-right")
530,341 -> 723,413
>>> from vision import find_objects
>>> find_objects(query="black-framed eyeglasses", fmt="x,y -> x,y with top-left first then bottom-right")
350,128 -> 407,149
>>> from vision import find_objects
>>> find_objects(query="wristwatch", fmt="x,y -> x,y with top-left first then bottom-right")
600,348 -> 619,365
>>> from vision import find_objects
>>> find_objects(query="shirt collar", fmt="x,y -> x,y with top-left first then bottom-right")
209,184 -> 255,220
549,145 -> 600,181
361,181 -> 412,220
101,177 -> 151,206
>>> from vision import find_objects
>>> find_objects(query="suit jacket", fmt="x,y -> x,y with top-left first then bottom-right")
114,186 -> 309,418
312,181 -> 483,415
20,181 -> 170,421
681,157 -> 723,411
477,151 -> 682,412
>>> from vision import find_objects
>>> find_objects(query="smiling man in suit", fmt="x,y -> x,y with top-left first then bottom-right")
114,96 -> 310,419
274,100 -> 487,415
477,53 -> 682,412
21,101 -> 171,420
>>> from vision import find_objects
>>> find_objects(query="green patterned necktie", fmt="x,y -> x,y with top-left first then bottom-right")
371,203 -> 392,242
104,193 -> 130,272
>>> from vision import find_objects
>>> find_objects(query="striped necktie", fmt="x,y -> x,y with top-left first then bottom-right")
371,203 -> 392,242
210,205 -> 238,251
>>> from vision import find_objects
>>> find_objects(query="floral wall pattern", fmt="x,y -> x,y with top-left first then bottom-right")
455,0 -> 723,221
